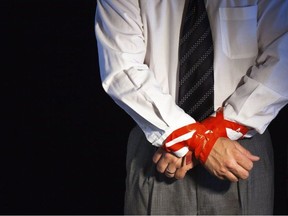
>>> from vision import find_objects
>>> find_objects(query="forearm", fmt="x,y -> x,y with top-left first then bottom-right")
96,0 -> 196,147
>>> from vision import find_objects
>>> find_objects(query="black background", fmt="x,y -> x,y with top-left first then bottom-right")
2,0 -> 287,214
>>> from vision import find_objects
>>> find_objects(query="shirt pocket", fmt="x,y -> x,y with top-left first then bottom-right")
219,5 -> 258,59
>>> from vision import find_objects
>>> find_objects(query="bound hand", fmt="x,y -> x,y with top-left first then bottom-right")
203,137 -> 260,182
152,148 -> 198,179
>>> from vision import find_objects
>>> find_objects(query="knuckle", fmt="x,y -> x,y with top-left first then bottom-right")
226,161 -> 235,169
171,156 -> 179,163
152,157 -> 158,164
165,153 -> 178,163
218,167 -> 228,175
156,164 -> 165,173
224,159 -> 236,170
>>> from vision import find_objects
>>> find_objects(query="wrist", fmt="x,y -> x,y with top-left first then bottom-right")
201,107 -> 248,140
163,122 -> 217,163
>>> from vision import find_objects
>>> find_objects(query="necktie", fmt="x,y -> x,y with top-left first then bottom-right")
178,0 -> 214,122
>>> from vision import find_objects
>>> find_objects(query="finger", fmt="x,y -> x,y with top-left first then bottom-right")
164,155 -> 180,178
233,150 -> 254,172
174,156 -> 194,179
165,166 -> 176,178
231,146 -> 254,170
165,164 -> 178,175
214,166 -> 239,182
174,168 -> 187,180
223,171 -> 239,182
156,152 -> 178,173
222,152 -> 250,180
246,153 -> 260,161
152,147 -> 164,164
235,143 -> 260,161
227,162 -> 250,180
156,158 -> 168,173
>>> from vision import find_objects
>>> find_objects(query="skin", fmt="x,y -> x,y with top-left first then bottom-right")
152,137 -> 260,182
153,148 -> 196,179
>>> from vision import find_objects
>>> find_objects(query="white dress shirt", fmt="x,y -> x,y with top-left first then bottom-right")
95,0 -> 288,148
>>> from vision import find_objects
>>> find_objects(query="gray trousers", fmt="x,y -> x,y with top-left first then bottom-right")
124,126 -> 274,215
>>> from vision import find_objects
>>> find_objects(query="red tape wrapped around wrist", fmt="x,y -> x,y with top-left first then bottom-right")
201,108 -> 248,138
163,122 -> 217,164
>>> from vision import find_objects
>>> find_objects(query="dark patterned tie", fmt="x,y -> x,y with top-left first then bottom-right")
178,0 -> 214,122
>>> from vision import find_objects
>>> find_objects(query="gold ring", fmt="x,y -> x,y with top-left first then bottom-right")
166,168 -> 175,175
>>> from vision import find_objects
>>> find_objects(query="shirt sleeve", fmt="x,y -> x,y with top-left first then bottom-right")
224,1 -> 288,136
95,0 -> 195,147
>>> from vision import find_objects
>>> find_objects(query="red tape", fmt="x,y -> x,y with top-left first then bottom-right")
201,107 -> 248,138
163,108 -> 248,165
164,123 -> 217,164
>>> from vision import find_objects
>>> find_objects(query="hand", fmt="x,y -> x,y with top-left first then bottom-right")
152,148 -> 198,179
203,137 -> 260,182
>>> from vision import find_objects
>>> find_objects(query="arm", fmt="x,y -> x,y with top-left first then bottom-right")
201,1 -> 288,181
95,0 -> 194,155
96,0 -> 287,182
154,0 -> 288,181
223,1 -> 288,133
95,0 -> 211,179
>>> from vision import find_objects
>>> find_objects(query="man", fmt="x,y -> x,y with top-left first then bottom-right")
95,0 -> 288,214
